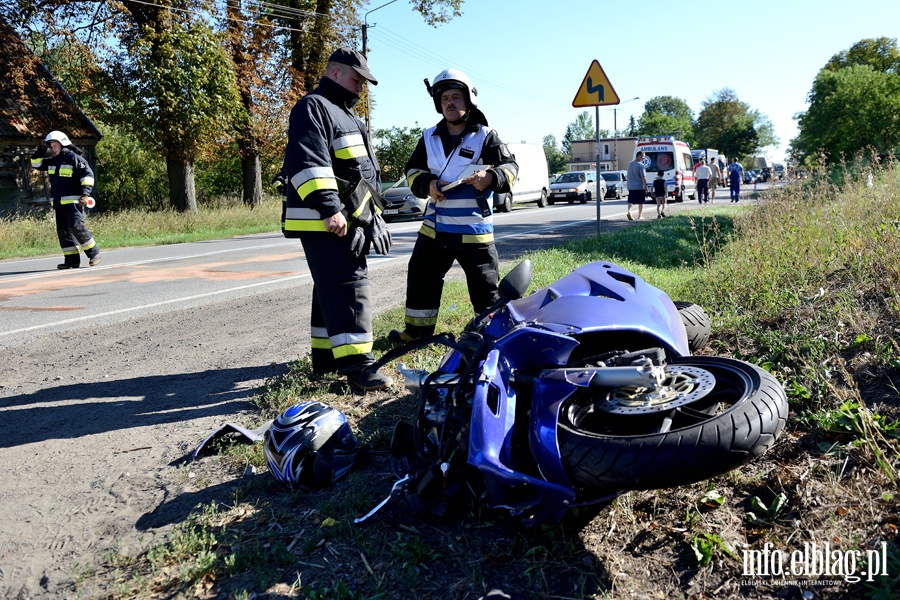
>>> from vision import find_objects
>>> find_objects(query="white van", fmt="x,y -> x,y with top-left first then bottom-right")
493,143 -> 550,212
635,136 -> 695,202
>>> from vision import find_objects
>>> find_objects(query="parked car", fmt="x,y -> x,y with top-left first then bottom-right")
382,177 -> 427,222
743,170 -> 760,185
493,143 -> 550,212
548,171 -> 596,204
600,171 -> 627,199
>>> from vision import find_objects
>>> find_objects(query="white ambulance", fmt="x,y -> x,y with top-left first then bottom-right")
634,136 -> 695,202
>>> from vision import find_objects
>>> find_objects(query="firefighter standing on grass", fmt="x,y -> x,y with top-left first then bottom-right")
31,130 -> 101,269
388,69 -> 518,343
281,47 -> 393,392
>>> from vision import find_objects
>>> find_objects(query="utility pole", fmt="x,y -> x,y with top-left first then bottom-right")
361,0 -> 398,134
612,96 -> 640,171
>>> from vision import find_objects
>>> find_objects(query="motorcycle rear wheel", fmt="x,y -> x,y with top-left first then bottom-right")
556,356 -> 787,490
674,301 -> 711,352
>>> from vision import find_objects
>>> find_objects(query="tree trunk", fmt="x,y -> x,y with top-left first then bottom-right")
166,157 -> 197,213
241,149 -> 262,207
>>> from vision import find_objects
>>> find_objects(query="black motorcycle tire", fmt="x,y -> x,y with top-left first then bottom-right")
557,356 -> 787,491
675,301 -> 711,352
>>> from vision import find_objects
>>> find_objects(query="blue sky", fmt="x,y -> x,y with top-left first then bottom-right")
361,0 -> 900,163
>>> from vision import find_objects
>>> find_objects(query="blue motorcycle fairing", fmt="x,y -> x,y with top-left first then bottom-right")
467,349 -> 577,522
493,261 -> 691,357
490,325 -> 580,370
529,368 -> 594,488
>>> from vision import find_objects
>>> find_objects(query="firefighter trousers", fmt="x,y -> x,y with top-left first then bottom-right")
299,232 -> 375,374
55,204 -> 98,266
403,233 -> 499,339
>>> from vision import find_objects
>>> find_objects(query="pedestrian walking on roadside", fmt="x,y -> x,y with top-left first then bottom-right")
281,47 -> 393,392
694,158 -> 711,204
387,68 -> 518,344
626,151 -> 648,220
708,158 -> 722,202
653,170 -> 667,218
30,131 -> 101,269
728,157 -> 744,202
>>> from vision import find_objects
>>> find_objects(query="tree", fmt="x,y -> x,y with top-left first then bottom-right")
823,36 -> 900,74
694,89 -> 776,158
542,134 -> 568,174
635,96 -> 694,144
562,111 -> 604,155
373,125 -> 424,182
791,64 -> 900,163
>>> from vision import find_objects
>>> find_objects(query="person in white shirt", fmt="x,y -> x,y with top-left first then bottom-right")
694,159 -> 712,204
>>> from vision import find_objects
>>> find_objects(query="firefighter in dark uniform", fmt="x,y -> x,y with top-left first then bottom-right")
31,131 -> 101,269
388,69 -> 517,343
281,47 -> 392,392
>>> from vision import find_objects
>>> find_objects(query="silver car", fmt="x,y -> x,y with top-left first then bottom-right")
381,177 -> 427,222
547,171 -> 597,204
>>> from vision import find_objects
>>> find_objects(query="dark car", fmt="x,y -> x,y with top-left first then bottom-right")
600,171 -> 627,199
381,177 -> 427,222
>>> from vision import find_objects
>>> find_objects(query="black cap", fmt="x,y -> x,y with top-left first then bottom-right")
328,47 -> 378,85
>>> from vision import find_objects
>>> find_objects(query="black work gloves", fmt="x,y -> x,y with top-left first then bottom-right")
364,213 -> 392,255
348,225 -> 367,258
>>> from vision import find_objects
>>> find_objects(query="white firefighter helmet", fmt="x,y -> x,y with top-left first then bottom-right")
429,68 -> 478,113
44,131 -> 72,147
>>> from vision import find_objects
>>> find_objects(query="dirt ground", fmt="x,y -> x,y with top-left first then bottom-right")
0,220 -> 605,599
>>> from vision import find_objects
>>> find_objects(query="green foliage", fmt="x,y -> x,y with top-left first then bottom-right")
373,125 -> 424,183
824,36 -> 900,74
542,134 -> 569,174
690,532 -> 738,567
694,88 -> 776,158
636,95 -> 696,145
792,64 -> 900,163
746,493 -> 788,524
93,123 -> 169,211
563,111 -> 600,154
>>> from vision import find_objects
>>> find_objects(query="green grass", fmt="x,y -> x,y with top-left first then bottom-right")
72,162 -> 900,598
0,197 -> 283,260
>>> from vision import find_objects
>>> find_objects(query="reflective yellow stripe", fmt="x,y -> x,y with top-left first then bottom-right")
500,167 -> 516,188
62,247 -> 79,256
81,238 -> 96,251
350,190 -> 372,220
334,146 -> 367,160
59,166 -> 73,177
60,196 -> 80,205
407,170 -> 427,187
418,221 -> 436,238
332,341 -> 373,358
284,219 -> 327,232
311,337 -> 331,349
298,177 -> 337,200
405,308 -> 438,328
48,166 -> 57,175
81,176 -> 95,186
31,158 -> 43,167
463,232 -> 493,244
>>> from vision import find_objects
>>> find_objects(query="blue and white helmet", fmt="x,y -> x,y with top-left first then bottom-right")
264,401 -> 358,489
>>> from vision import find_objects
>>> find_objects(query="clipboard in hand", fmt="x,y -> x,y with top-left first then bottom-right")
440,164 -> 491,192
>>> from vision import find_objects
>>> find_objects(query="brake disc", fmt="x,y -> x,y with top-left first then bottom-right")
596,365 -> 716,415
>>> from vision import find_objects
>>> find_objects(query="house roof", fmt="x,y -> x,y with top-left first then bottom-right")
0,17 -> 102,145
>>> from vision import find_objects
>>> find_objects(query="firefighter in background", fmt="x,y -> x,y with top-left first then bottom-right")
281,47 -> 392,392
388,69 -> 518,343
31,131 -> 101,269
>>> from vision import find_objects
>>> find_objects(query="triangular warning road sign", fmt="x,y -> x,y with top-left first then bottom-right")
572,60 -> 620,107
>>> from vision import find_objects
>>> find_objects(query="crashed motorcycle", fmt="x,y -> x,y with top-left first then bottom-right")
357,259 -> 788,526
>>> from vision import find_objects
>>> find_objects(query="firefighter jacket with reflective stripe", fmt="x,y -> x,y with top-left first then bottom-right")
282,77 -> 381,236
405,120 -> 517,244
31,146 -> 94,208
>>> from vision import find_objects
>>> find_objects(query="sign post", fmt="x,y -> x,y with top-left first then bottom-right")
573,60 -> 620,235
